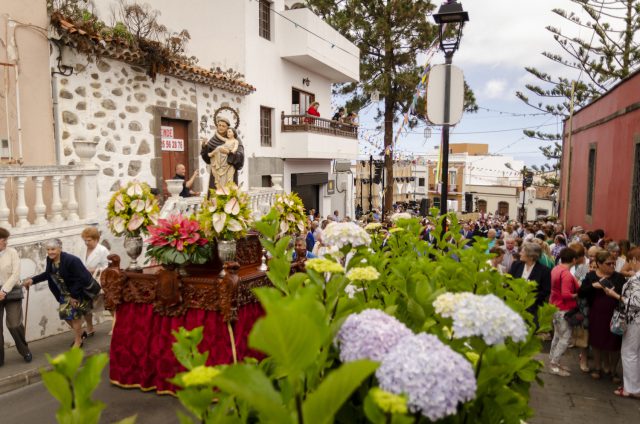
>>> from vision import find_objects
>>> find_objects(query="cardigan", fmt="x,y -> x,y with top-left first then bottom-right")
31,252 -> 92,301
0,247 -> 21,294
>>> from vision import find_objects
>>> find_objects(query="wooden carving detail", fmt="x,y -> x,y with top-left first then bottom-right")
181,279 -> 220,311
236,234 -> 262,266
236,275 -> 271,306
153,268 -> 183,316
100,254 -> 126,311
122,275 -> 157,304
220,262 -> 241,322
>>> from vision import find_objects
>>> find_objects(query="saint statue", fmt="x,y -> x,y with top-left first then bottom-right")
200,116 -> 244,191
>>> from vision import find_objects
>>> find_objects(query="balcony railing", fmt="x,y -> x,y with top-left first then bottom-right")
0,165 -> 99,233
281,112 -> 358,139
160,187 -> 283,221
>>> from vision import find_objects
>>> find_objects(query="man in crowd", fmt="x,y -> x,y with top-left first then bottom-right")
174,164 -> 199,197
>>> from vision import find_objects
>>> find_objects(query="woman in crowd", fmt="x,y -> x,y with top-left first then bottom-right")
607,242 -> 626,273
509,242 -> 551,326
551,234 -> 567,261
548,248 -> 580,376
81,226 -> 109,337
532,238 -> 555,269
488,246 -> 505,274
579,250 -> 626,382
23,239 -> 94,348
0,227 -> 32,365
602,247 -> 640,398
569,242 -> 590,372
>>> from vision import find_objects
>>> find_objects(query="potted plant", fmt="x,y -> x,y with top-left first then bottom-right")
107,181 -> 160,270
145,214 -> 212,275
197,182 -> 252,265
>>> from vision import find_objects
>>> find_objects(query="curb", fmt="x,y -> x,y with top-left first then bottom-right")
0,345 -> 109,395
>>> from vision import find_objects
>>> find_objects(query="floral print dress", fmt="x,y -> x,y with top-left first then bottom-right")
51,263 -> 91,321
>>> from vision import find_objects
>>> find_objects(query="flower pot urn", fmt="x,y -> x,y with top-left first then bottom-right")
124,235 -> 144,271
72,139 -> 99,164
217,239 -> 237,276
165,179 -> 184,198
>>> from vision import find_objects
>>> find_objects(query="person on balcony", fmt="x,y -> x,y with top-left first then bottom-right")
304,101 -> 320,124
0,227 -> 32,365
23,239 -> 94,348
174,164 -> 199,197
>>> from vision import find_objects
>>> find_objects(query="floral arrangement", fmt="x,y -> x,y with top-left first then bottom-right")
145,214 -> 212,265
107,181 -> 159,237
274,192 -> 307,237
197,182 -> 252,241
433,292 -> 528,345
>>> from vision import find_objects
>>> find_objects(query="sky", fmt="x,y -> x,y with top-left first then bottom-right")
358,0 -> 593,167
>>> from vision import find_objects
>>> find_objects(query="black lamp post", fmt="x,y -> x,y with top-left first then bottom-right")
433,1 -> 469,216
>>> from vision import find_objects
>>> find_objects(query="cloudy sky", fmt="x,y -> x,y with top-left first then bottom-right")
360,0 -> 595,167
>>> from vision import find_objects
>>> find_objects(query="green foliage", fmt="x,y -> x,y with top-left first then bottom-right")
167,207 -> 548,423
40,348 -> 131,424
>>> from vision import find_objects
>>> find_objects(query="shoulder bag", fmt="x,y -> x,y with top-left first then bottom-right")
83,277 -> 102,300
610,285 -> 629,336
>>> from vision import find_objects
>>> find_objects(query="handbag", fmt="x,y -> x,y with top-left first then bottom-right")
83,278 -> 101,300
4,285 -> 23,301
610,286 -> 630,336
564,307 -> 585,326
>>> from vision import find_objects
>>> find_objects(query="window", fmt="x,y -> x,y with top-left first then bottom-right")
259,0 -> 271,40
260,106 -> 272,147
418,177 -> 425,187
536,209 -> 549,217
291,88 -> 314,115
586,146 -> 596,215
261,175 -> 272,188
0,139 -> 9,159
433,196 -> 440,208
498,201 -> 509,216
477,199 -> 487,213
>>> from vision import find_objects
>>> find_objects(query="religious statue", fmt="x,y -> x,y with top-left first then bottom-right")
201,116 -> 244,190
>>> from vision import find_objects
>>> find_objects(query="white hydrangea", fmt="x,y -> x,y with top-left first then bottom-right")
389,212 -> 412,222
323,222 -> 371,249
433,292 -> 528,345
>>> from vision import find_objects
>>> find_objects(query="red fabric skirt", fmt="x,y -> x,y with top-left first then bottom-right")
109,302 -> 264,394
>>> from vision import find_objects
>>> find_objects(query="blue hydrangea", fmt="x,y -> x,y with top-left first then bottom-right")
433,292 -> 528,345
376,333 -> 477,421
335,309 -> 413,362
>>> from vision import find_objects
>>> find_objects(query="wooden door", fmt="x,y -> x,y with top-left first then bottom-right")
160,118 -> 189,195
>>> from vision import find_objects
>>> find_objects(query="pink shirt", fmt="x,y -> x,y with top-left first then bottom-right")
550,265 -> 578,311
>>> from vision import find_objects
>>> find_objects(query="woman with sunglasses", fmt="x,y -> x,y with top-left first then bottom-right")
579,250 -> 626,382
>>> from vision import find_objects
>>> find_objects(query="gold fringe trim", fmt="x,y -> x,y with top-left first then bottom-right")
109,379 -> 177,397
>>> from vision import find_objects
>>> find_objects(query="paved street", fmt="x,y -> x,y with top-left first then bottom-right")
3,325 -> 640,423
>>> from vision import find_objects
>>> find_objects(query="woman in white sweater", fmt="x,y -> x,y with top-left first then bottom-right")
0,227 -> 32,365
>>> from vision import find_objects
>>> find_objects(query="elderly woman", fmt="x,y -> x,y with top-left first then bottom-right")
579,250 -> 626,382
509,242 -> 552,326
23,239 -> 94,348
81,227 -> 109,337
602,247 -> 640,398
607,242 -> 626,273
0,227 -> 32,364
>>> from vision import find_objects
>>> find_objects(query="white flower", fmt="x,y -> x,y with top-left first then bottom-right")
323,222 -> 371,249
390,212 -> 412,222
346,266 -> 380,281
433,292 -> 528,345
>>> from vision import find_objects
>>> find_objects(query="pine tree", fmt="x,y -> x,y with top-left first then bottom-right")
517,0 -> 640,186
304,0 -> 476,213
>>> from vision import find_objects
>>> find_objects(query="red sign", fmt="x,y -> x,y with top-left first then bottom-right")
161,138 -> 184,151
161,126 -> 174,140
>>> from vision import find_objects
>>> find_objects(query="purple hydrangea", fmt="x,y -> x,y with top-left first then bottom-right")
376,333 -> 477,421
335,309 -> 413,362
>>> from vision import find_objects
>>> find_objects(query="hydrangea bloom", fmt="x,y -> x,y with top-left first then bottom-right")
364,222 -> 383,232
376,333 -> 477,421
335,309 -> 412,362
346,266 -> 380,281
180,365 -> 220,387
433,292 -> 528,345
390,212 -> 412,222
305,258 -> 344,274
323,222 -> 371,249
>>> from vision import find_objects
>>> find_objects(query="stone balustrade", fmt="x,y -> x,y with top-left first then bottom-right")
159,186 -> 282,220
0,165 -> 99,234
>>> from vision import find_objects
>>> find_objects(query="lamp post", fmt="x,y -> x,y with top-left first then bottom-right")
433,0 -> 469,216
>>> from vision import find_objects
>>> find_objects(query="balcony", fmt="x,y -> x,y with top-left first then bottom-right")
277,8 -> 359,83
0,165 -> 99,244
278,113 -> 358,160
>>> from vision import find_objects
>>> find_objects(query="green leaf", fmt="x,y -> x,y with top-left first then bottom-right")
176,387 -> 216,419
249,287 -> 328,378
41,371 -> 72,408
73,353 -> 109,409
48,347 -> 84,380
212,365 -> 292,424
113,416 -> 138,424
302,360 -> 379,424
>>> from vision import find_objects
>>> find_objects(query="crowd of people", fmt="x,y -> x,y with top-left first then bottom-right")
0,226 -> 109,364
297,208 -> 640,400
302,102 -> 359,127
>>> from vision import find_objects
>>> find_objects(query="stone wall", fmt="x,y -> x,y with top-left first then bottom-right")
53,51 -> 248,258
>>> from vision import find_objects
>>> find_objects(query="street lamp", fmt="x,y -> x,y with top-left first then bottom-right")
433,0 -> 469,216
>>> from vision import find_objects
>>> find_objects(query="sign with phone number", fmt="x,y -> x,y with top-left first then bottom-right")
161,138 -> 184,151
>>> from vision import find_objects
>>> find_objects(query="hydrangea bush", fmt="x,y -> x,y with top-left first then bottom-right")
164,209 -> 550,424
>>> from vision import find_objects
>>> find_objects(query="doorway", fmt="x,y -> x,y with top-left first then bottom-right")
160,118 -> 190,196
293,184 -> 319,214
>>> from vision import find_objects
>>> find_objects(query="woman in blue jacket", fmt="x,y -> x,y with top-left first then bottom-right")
23,239 -> 93,348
